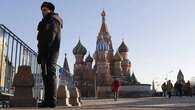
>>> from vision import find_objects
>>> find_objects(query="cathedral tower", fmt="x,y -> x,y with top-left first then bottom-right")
112,51 -> 123,77
59,53 -> 73,87
95,35 -> 112,86
73,40 -> 87,87
118,41 -> 131,76
85,53 -> 93,70
97,10 -> 114,71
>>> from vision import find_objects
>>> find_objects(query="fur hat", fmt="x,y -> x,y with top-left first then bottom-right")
41,2 -> 55,12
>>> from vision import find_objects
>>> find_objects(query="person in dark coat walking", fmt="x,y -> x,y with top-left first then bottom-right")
37,2 -> 63,108
184,81 -> 193,97
112,80 -> 121,101
177,83 -> 183,97
167,80 -> 173,98
161,82 -> 167,97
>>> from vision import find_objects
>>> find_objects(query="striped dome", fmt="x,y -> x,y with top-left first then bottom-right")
73,40 -> 87,55
96,39 -> 109,52
85,54 -> 93,62
118,41 -> 128,52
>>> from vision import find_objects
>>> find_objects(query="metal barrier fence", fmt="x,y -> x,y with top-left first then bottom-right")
0,24 -> 61,99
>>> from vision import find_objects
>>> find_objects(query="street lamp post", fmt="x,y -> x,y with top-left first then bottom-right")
94,71 -> 97,99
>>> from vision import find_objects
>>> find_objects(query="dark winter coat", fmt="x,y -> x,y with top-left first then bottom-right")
37,13 -> 63,64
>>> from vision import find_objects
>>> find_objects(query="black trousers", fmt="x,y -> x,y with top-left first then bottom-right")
41,59 -> 57,105
167,92 -> 172,98
179,89 -> 183,97
113,91 -> 118,101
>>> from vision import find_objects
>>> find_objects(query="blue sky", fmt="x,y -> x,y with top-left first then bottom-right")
1,0 -> 195,89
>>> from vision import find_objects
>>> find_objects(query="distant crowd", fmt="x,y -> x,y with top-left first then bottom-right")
161,80 -> 193,98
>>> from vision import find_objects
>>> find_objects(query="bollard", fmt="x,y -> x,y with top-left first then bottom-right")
57,85 -> 71,107
10,66 -> 36,107
69,87 -> 81,106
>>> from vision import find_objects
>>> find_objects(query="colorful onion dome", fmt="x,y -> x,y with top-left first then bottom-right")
73,40 -> 87,55
118,41 -> 128,52
85,53 -> 93,62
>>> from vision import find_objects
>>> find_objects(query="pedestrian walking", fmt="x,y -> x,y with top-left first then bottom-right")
167,80 -> 173,98
112,80 -> 121,101
161,82 -> 167,97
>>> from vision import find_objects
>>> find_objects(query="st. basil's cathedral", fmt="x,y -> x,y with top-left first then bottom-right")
72,10 -> 140,97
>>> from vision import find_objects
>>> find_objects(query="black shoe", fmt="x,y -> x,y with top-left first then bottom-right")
47,102 -> 56,108
38,102 -> 49,108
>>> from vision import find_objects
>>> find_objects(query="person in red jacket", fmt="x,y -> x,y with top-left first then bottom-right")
112,80 -> 121,101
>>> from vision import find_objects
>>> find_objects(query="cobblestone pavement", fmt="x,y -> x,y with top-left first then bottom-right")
6,96 -> 195,110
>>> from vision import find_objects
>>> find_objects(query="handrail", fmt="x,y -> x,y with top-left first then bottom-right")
0,24 -> 61,67
0,24 -> 62,99
0,24 -> 37,55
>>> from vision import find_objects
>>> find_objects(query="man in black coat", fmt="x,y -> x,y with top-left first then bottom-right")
37,2 -> 63,108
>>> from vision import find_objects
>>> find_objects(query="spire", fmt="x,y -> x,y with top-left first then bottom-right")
97,10 -> 113,51
178,69 -> 183,76
63,53 -> 70,72
130,72 -> 140,85
177,69 -> 184,79
177,69 -> 185,84
101,10 -> 106,22
99,10 -> 109,36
